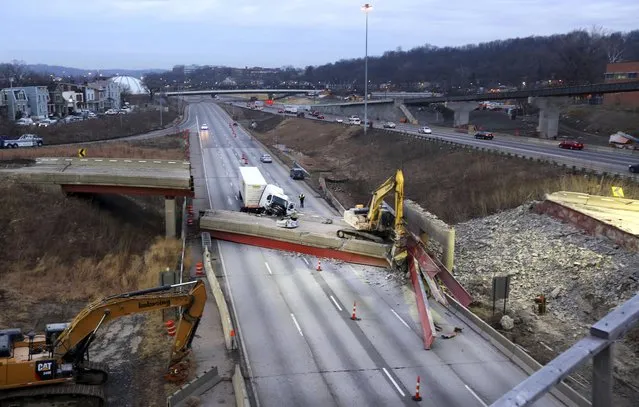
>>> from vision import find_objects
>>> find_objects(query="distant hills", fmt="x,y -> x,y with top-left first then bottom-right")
25,64 -> 167,78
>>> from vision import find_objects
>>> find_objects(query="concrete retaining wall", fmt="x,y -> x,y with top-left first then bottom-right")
233,364 -> 250,407
534,200 -> 639,251
318,176 -> 347,214
313,102 -> 403,122
203,247 -> 235,350
445,294 -> 589,407
166,366 -> 222,407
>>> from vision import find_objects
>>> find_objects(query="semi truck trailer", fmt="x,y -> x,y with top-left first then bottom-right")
238,166 -> 296,216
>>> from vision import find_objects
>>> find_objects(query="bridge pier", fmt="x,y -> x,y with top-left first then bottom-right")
529,97 -> 570,139
446,102 -> 476,127
165,196 -> 177,237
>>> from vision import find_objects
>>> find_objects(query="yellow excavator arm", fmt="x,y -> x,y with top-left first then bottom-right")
366,169 -> 406,237
54,280 -> 206,366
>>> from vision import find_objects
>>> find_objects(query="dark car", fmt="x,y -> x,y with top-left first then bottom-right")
277,109 -> 284,113
232,122 -> 238,126
474,131 -> 494,140
316,114 -> 325,120
629,164 -> 639,173
290,167 -> 305,180
559,140 -> 584,150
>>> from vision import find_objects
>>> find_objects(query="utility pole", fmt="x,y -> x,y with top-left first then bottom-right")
362,4 -> 372,135
159,97 -> 163,127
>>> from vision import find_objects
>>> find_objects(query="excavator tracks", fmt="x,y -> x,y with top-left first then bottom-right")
0,361 -> 108,407
0,382 -> 105,407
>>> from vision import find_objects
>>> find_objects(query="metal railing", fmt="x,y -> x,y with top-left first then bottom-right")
491,293 -> 639,407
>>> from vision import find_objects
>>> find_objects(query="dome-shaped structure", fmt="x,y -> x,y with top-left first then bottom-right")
109,76 -> 149,95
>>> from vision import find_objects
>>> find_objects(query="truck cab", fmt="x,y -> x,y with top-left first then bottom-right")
262,185 -> 296,216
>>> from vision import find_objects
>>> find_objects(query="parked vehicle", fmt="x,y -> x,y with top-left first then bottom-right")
418,126 -> 432,134
474,131 -> 494,140
238,166 -> 296,216
383,122 -> 396,128
284,105 -> 298,114
629,164 -> 639,173
15,118 -> 34,126
290,166 -> 305,180
2,134 -> 43,148
559,140 -> 584,150
348,117 -> 361,125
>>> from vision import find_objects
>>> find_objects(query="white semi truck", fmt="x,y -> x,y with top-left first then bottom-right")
238,166 -> 296,216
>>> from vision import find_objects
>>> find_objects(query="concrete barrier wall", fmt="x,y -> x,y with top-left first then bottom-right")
403,199 -> 456,270
203,247 -> 235,350
233,364 -> 250,407
166,366 -> 222,407
445,294 -> 589,407
318,176 -> 347,214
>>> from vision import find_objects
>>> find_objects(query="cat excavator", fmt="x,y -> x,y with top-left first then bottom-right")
337,169 -> 408,265
0,280 -> 207,407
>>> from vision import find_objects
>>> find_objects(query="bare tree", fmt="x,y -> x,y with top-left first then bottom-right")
604,33 -> 626,63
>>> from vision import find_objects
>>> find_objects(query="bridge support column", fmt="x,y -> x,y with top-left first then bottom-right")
529,97 -> 570,139
165,196 -> 177,237
446,102 -> 476,127
593,344 -> 613,407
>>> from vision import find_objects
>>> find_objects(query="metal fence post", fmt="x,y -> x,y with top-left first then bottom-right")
592,343 -> 613,407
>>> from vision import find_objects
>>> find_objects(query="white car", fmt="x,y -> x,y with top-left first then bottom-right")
383,122 -> 396,128
335,118 -> 344,123
418,126 -> 432,134
37,118 -> 58,127
15,118 -> 34,126
201,123 -> 209,130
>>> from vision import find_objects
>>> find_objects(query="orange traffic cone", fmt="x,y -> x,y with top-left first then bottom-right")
316,260 -> 322,271
412,376 -> 423,401
351,301 -> 360,321
195,262 -> 204,276
165,320 -> 177,336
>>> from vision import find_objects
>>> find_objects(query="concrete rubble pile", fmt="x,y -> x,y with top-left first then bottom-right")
454,203 -> 639,325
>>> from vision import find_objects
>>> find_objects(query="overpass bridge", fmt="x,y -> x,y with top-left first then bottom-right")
314,81 -> 639,139
3,157 -> 193,237
163,88 -> 316,97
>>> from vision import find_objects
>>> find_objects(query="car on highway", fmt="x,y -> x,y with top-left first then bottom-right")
260,154 -> 273,163
474,131 -> 494,140
629,164 -> 639,173
559,139 -> 584,150
316,114 -> 325,120
200,123 -> 208,130
277,109 -> 284,113
232,122 -> 238,126
335,118 -> 344,123
418,126 -> 432,134
383,122 -> 396,129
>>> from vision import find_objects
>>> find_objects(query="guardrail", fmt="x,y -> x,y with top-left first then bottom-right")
491,293 -> 639,407
166,366 -> 222,407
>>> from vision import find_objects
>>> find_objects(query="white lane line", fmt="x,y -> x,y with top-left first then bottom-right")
382,368 -> 405,397
290,313 -> 303,336
124,159 -> 132,162
94,159 -> 103,162
390,308 -> 411,329
265,262 -> 272,275
303,258 -> 310,266
329,295 -> 343,311
168,161 -> 176,164
465,385 -> 488,407
139,160 -> 147,163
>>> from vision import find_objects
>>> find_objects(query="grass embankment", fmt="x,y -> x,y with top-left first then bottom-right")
251,117 -> 639,223
0,132 -> 187,162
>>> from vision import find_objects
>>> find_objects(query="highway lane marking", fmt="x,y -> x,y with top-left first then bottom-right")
290,313 -> 304,336
390,308 -> 410,329
109,159 -> 117,162
329,295 -> 342,311
124,159 -> 132,162
382,368 -> 405,397
465,384 -> 488,407
302,258 -> 309,266
265,262 -> 273,275
139,160 -> 147,163
94,159 -> 103,162
168,161 -> 176,163
153,160 -> 161,163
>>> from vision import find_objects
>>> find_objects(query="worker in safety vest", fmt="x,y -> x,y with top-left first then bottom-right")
298,193 -> 305,208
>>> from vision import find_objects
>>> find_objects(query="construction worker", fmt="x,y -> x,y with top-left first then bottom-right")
298,193 -> 305,208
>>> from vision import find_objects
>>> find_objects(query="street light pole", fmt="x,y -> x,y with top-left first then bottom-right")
362,4 -> 372,135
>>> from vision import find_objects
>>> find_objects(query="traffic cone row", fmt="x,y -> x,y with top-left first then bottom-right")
165,320 -> 177,336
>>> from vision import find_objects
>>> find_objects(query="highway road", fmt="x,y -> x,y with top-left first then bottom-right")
235,101 -> 636,176
188,101 -> 564,407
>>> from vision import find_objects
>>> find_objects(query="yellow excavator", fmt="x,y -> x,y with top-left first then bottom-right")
0,280 -> 207,407
337,169 -> 408,264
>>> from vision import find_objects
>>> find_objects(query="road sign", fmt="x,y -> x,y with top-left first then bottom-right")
77,148 -> 87,158
612,186 -> 624,198
492,275 -> 511,315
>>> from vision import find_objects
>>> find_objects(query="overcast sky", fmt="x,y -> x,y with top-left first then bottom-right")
1,0 -> 637,70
